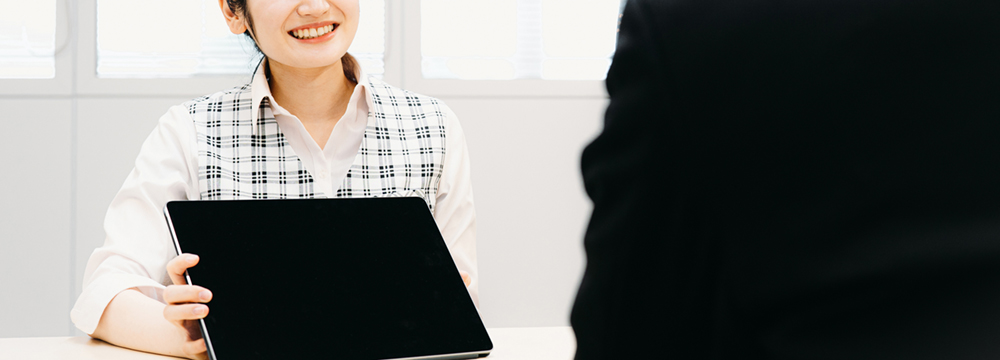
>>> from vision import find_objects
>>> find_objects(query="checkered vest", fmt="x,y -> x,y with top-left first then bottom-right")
186,76 -> 447,210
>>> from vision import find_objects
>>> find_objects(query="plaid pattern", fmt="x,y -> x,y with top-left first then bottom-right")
188,76 -> 447,209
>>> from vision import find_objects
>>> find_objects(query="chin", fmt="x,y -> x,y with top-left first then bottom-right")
271,54 -> 348,71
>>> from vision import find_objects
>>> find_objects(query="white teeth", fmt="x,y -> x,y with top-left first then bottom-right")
292,25 -> 335,39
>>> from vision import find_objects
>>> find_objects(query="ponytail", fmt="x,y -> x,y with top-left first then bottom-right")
342,52 -> 360,84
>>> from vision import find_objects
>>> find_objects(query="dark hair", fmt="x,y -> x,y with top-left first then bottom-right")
227,0 -> 359,83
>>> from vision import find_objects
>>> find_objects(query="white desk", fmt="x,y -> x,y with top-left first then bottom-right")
0,326 -> 576,360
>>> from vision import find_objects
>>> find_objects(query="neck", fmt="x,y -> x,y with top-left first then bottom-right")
267,59 -> 355,124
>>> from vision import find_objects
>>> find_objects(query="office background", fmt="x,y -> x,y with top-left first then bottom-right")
0,0 -> 611,337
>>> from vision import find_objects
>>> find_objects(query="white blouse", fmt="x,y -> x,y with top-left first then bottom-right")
70,65 -> 479,335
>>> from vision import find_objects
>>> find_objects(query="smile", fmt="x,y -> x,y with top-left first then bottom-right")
289,24 -> 337,40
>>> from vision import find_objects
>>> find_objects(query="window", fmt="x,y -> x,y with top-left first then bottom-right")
95,0 -> 386,78
420,0 -> 623,80
351,0 -> 387,76
0,0 -> 58,79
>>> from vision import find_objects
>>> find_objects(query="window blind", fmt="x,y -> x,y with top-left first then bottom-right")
0,0 -> 57,79
421,0 -> 624,80
96,0 -> 385,78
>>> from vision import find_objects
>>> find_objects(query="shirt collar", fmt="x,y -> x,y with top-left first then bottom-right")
250,58 -> 374,114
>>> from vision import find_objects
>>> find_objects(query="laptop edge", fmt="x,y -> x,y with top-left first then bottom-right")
162,202 -> 491,360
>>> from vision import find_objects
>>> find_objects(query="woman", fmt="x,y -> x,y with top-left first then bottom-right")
69,1 -> 478,358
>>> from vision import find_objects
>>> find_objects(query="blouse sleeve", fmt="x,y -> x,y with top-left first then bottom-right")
433,105 -> 481,307
70,104 -> 200,335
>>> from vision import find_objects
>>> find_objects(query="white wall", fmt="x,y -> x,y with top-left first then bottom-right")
0,0 -> 606,338
0,100 -> 74,336
446,98 -> 604,327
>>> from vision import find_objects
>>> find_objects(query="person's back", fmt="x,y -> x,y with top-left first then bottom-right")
573,0 -> 1000,358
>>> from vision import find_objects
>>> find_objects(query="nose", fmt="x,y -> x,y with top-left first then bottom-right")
297,0 -> 330,17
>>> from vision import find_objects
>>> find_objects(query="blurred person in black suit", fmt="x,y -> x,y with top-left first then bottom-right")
572,0 -> 1000,358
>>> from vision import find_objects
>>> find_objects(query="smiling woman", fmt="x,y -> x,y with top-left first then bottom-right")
71,1 -> 480,359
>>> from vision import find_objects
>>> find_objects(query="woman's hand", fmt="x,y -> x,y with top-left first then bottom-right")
164,254 -> 212,360
459,270 -> 472,287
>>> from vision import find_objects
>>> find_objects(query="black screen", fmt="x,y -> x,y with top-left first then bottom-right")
165,197 -> 492,360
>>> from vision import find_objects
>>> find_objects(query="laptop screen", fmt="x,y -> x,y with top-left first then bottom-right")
165,197 -> 492,360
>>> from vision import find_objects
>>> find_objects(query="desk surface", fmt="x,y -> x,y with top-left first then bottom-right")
0,326 -> 576,360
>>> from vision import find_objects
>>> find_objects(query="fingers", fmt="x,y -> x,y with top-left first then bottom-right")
164,285 -> 213,305
167,254 -> 200,285
459,271 -> 472,287
164,303 -> 210,322
181,338 -> 208,360
164,284 -> 212,323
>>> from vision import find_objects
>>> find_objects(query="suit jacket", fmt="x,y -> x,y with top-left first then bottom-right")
572,0 -> 1000,359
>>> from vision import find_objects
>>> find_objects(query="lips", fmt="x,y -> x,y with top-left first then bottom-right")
289,23 -> 338,40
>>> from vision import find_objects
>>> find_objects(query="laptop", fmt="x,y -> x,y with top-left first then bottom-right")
163,197 -> 493,360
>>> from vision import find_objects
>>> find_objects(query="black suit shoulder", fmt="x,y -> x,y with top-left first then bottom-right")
574,0 -> 1000,359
